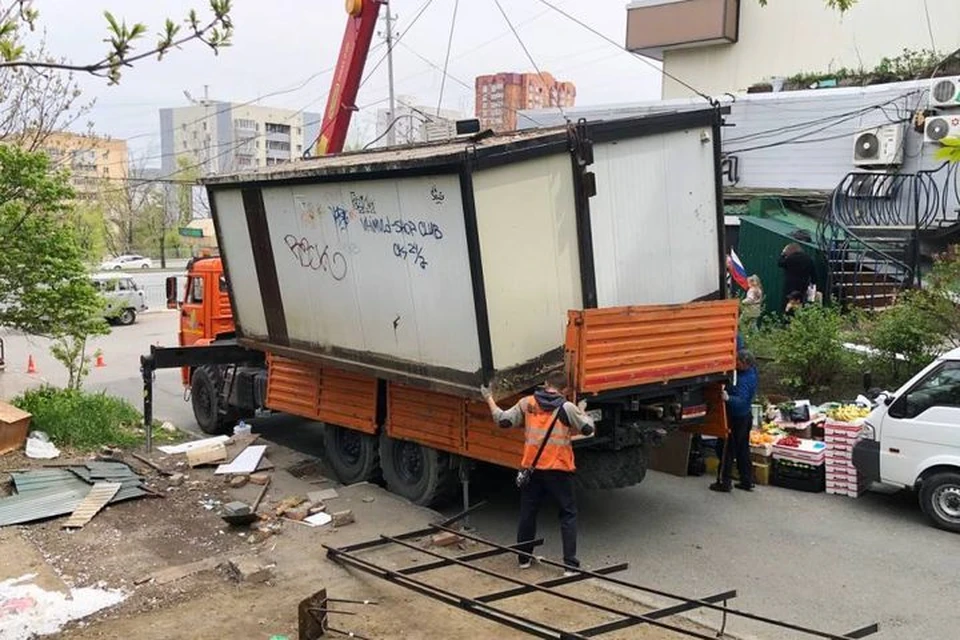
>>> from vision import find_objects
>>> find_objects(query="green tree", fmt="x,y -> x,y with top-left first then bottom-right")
758,0 -> 857,11
0,1 -> 232,84
0,146 -> 109,388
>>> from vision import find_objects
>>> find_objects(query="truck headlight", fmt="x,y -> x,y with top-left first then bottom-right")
859,421 -> 876,441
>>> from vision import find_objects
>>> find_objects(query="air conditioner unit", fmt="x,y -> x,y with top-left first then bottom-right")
924,115 -> 960,143
852,125 -> 904,166
930,76 -> 960,109
844,172 -> 895,199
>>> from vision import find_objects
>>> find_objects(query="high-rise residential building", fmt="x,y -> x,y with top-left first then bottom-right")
159,101 -> 323,177
625,0 -> 960,99
41,131 -> 129,198
373,96 -> 463,148
475,72 -> 576,132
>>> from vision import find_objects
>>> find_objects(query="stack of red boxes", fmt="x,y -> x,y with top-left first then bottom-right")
824,421 -> 865,497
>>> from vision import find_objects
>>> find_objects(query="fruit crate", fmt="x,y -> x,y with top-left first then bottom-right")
772,458 -> 825,493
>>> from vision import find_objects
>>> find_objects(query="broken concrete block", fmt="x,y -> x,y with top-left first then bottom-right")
331,510 -> 355,528
229,475 -> 249,488
307,488 -> 339,503
431,532 -> 463,547
283,505 -> 312,522
248,472 -> 270,485
168,472 -> 185,486
227,557 -> 274,584
274,496 -> 305,517
223,501 -> 252,517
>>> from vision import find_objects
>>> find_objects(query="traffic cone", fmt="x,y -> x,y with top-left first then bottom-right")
95,353 -> 106,368
26,354 -> 37,374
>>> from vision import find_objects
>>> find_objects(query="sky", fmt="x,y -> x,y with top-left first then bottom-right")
24,0 -> 664,165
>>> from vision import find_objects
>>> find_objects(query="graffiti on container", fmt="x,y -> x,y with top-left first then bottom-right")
359,216 -> 443,240
430,185 -> 445,204
350,191 -> 376,216
297,199 -> 321,227
330,205 -> 349,232
393,242 -> 428,270
284,234 -> 348,281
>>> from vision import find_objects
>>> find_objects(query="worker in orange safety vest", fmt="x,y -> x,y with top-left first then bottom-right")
482,370 -> 595,574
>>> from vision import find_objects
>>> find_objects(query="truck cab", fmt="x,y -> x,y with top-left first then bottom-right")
854,347 -> 960,532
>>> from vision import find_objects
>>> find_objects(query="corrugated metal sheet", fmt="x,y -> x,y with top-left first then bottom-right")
386,384 -> 463,454
266,355 -> 321,418
1,463 -> 147,527
463,398 -> 524,470
567,300 -> 739,395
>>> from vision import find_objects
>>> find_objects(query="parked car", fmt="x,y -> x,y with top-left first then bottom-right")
91,274 -> 147,326
100,254 -> 152,270
854,347 -> 960,532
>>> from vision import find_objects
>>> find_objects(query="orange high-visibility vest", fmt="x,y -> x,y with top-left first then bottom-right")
521,396 -> 575,472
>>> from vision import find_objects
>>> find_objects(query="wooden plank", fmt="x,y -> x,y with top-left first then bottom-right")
186,442 -> 227,467
62,482 -> 122,529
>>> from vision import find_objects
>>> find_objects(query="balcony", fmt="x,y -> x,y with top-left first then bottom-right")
625,0 -> 739,60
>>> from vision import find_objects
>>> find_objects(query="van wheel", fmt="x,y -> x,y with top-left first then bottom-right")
118,308 -> 137,326
379,433 -> 453,506
322,425 -> 380,485
919,472 -> 960,533
191,366 -> 225,434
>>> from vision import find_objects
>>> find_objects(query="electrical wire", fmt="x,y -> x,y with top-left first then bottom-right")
922,0 -> 937,54
493,0 -> 567,121
436,0 -> 460,117
532,0 -> 714,105
362,113 -> 427,149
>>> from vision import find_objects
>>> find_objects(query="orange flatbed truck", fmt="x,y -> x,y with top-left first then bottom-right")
141,106 -> 738,506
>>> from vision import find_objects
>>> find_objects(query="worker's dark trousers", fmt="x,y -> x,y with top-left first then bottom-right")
721,413 -> 754,487
517,470 -> 579,568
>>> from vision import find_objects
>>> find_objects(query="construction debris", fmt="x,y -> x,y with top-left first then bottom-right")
0,401 -> 31,455
215,444 -> 266,475
61,482 -> 122,529
168,472 -> 185,486
226,556 -> 275,584
0,462 -> 148,527
157,435 -> 229,455
249,472 -> 270,485
274,496 -> 306,517
24,431 -> 60,460
307,488 -> 339,503
186,441 -> 228,467
303,512 -> 333,527
229,475 -> 249,488
129,451 -> 172,476
331,510 -> 355,528
430,531 -> 463,547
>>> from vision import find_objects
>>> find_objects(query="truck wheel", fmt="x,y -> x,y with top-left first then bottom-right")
191,366 -> 226,435
118,308 -> 137,326
919,471 -> 960,533
322,425 -> 380,485
379,433 -> 453,506
574,446 -> 649,491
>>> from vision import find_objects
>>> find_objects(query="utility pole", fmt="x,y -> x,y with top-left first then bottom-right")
384,1 -> 397,147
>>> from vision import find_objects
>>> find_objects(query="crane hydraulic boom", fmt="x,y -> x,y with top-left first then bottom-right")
313,0 -> 383,156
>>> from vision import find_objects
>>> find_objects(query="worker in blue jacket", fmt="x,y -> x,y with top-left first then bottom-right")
711,350 -> 759,492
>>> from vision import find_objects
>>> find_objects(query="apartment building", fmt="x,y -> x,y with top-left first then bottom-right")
625,0 -> 960,98
159,101 -> 322,177
475,72 -> 576,132
42,131 -> 129,198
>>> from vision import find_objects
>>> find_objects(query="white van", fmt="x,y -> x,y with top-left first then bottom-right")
91,274 -> 147,326
854,347 -> 960,532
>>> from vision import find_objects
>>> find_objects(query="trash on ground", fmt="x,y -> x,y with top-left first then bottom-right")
186,441 -> 228,467
302,512 -> 332,527
160,421 -> 177,433
0,462 -> 148,527
0,573 -> 125,640
157,435 -> 229,455
215,445 -> 266,475
0,402 -> 31,456
24,431 -> 59,460
61,482 -> 122,529
233,420 -> 252,437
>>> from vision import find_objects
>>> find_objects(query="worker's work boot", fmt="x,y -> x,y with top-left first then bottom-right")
709,481 -> 732,493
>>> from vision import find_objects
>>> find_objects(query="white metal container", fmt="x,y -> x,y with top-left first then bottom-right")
203,109 -> 725,396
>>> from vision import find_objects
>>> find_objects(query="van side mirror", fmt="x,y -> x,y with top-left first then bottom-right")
883,394 -> 895,406
165,276 -> 179,310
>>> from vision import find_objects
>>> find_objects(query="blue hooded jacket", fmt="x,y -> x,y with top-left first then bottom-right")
726,365 -> 758,418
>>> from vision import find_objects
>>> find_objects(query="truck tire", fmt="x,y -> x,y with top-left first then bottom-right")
919,471 -> 960,533
322,425 -> 380,485
191,366 -> 226,435
574,446 -> 649,491
379,433 -> 454,506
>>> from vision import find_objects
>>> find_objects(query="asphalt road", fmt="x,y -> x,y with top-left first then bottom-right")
1,312 -> 956,639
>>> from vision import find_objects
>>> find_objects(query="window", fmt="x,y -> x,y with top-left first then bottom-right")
118,278 -> 134,291
891,361 -> 960,419
188,276 -> 204,303
265,122 -> 291,135
265,140 -> 290,151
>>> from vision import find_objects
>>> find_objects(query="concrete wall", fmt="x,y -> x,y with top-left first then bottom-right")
661,0 -> 960,99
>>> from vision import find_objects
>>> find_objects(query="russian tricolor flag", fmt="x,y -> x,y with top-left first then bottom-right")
726,249 -> 750,291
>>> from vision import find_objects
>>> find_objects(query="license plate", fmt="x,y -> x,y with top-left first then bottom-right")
587,409 -> 603,422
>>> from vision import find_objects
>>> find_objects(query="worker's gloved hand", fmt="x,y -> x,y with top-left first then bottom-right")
480,385 -> 493,401
577,400 -> 588,412
722,389 -> 730,401
580,423 -> 595,437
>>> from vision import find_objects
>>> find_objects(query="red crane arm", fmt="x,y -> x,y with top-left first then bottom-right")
314,0 -> 383,156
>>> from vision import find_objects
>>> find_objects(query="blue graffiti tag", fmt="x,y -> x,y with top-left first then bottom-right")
330,205 -> 349,232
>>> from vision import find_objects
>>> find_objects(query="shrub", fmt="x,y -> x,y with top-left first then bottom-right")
867,292 -> 944,382
13,386 -> 143,450
770,305 -> 850,393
